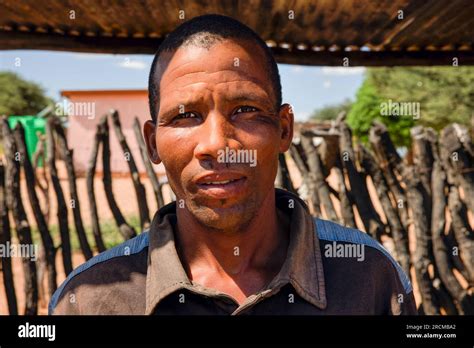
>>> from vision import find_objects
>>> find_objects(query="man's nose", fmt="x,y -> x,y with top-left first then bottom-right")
194,112 -> 235,162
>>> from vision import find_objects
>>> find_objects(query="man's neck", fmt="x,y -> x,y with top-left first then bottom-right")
174,189 -> 289,303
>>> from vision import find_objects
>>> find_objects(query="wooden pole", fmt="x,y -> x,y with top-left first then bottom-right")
46,117 -> 73,276
333,157 -> 356,228
132,117 -> 164,209
337,117 -> 384,240
411,126 -> 436,197
277,153 -> 297,194
404,165 -> 440,314
447,186 -> 474,282
53,118 -> 93,260
432,159 -> 474,314
369,122 -> 410,231
359,144 -> 410,276
32,133 -> 50,224
0,160 -> 18,314
99,115 -> 137,240
441,124 -> 474,215
300,133 -> 339,222
110,110 -> 150,230
13,123 -> 57,296
289,142 -> 320,215
444,227 -> 473,284
1,117 -> 38,315
86,123 -> 106,252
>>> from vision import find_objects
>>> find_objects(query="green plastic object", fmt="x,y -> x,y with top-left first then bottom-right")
8,115 -> 46,167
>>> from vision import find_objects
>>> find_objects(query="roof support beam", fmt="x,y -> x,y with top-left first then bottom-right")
1,31 -> 474,66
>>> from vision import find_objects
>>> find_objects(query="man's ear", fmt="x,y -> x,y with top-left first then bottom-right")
278,103 -> 294,153
143,120 -> 162,164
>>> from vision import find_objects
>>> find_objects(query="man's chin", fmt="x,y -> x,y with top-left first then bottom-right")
190,203 -> 255,233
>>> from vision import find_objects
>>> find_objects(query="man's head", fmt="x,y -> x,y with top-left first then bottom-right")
144,14 -> 293,232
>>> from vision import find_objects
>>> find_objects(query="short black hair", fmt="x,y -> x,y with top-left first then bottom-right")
148,14 -> 282,122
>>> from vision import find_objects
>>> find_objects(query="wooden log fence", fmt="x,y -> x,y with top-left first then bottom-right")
110,110 -> 150,230
13,123 -> 57,297
46,117 -> 73,276
99,114 -> 137,240
1,116 -> 38,315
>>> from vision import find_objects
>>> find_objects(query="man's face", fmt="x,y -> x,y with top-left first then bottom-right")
144,39 -> 293,232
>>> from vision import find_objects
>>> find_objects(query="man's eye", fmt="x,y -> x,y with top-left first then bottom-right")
235,106 -> 258,114
175,112 -> 198,120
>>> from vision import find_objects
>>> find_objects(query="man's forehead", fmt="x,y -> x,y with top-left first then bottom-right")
154,39 -> 270,88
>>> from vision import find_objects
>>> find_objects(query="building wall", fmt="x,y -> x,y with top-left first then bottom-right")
61,89 -> 165,176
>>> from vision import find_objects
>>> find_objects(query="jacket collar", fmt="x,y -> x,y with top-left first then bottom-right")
145,188 -> 327,314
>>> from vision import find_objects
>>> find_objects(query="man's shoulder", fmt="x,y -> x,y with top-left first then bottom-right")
49,231 -> 149,314
314,218 -> 412,295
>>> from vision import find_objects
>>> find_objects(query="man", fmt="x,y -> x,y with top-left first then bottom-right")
50,14 -> 416,315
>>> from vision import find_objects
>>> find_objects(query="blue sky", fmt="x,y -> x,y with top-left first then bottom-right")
0,50 -> 365,121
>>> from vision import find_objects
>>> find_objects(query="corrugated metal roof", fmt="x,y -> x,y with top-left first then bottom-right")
1,0 -> 473,66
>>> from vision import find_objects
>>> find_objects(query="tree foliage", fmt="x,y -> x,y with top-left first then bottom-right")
310,98 -> 353,121
347,67 -> 474,147
0,72 -> 52,116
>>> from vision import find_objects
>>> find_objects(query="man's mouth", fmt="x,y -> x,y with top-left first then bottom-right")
194,172 -> 247,199
200,178 -> 242,186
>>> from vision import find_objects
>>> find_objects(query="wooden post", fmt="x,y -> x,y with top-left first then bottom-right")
13,123 -> 57,296
439,125 -> 474,284
289,142 -> 320,215
333,157 -> 356,228
1,117 -> 38,315
132,117 -> 164,209
441,124 -> 474,215
31,133 -> 49,306
32,133 -> 49,224
404,165 -> 440,314
337,117 -> 384,240
277,153 -> 297,194
46,117 -> 73,276
110,110 -> 150,230
289,143 -> 310,176
444,227 -> 473,284
447,186 -> 474,282
359,144 -> 410,276
99,115 -> 137,240
300,133 -> 339,222
86,123 -> 106,252
369,122 -> 410,231
432,159 -> 474,314
53,118 -> 93,260
411,126 -> 435,197
0,160 -> 18,314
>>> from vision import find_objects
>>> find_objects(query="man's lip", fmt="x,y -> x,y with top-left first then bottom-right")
194,171 -> 247,185
194,176 -> 248,200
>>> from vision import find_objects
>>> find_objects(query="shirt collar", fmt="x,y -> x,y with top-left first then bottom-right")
145,188 -> 327,314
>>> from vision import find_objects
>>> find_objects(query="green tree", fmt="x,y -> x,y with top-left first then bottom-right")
347,77 -> 415,147
347,67 -> 474,147
310,98 -> 353,121
371,66 -> 474,131
0,72 -> 52,116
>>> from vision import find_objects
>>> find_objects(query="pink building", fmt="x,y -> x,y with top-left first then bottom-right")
61,89 -> 165,176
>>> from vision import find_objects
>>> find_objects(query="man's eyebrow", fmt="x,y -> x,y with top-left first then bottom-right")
163,91 -> 273,110
224,91 -> 274,108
